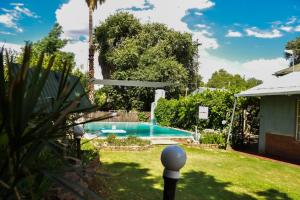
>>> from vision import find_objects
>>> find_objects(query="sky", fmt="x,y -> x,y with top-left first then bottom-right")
1,0 -> 299,82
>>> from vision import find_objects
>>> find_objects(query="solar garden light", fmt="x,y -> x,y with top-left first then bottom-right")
73,125 -> 84,159
161,145 -> 187,200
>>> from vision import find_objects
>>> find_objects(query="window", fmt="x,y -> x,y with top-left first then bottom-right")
296,100 -> 300,140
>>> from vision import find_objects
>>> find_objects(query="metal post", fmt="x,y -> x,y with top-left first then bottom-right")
161,145 -> 187,200
76,138 -> 81,159
163,177 -> 178,200
226,96 -> 238,149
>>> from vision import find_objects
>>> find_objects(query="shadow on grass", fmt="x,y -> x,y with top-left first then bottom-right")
100,162 -> 162,200
256,189 -> 293,200
100,162 -> 292,200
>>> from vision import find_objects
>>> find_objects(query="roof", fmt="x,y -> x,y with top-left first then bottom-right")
192,87 -> 223,95
273,64 -> 300,77
12,64 -> 92,112
92,79 -> 174,88
236,71 -> 300,97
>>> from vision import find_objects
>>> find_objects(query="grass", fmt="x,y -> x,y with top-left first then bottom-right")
95,146 -> 300,200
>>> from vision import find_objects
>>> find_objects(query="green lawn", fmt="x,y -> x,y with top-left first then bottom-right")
95,146 -> 300,200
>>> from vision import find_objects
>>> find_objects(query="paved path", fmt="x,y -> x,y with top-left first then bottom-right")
151,139 -> 178,145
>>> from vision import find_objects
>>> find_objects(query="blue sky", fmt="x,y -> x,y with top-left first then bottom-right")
1,0 -> 299,81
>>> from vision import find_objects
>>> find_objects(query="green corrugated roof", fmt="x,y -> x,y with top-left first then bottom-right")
12,64 -> 92,113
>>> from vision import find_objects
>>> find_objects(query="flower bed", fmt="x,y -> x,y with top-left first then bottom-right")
82,134 -> 152,151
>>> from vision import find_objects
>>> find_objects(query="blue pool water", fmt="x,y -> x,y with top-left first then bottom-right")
84,122 -> 192,138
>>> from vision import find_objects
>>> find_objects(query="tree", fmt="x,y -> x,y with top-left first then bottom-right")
17,23 -> 76,72
95,12 -> 142,78
206,69 -> 262,91
285,37 -> 300,66
94,12 -> 200,111
34,23 -> 67,54
85,0 -> 106,103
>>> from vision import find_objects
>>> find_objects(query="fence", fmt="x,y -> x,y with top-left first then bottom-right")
86,110 -> 150,122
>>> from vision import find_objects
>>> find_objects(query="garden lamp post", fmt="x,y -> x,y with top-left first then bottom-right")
73,125 -> 84,159
161,145 -> 187,200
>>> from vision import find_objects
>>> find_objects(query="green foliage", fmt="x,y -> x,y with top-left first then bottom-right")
17,23 -> 76,73
90,135 -> 150,146
200,132 -> 226,146
95,12 -> 200,111
285,36 -> 300,65
0,44 -> 102,199
85,0 -> 106,10
155,90 -> 237,130
34,23 -> 67,54
206,69 -> 262,90
72,68 -> 89,91
94,89 -> 107,106
107,134 -> 117,144
137,112 -> 150,122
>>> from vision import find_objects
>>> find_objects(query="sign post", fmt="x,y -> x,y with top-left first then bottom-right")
196,106 -> 209,142
198,106 -> 209,120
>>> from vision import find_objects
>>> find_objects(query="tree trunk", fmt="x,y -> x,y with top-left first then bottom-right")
88,5 -> 95,103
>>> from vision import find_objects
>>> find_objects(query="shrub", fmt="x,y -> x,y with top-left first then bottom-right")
137,112 -> 150,122
107,134 -> 117,144
155,90 -> 236,130
200,132 -> 226,147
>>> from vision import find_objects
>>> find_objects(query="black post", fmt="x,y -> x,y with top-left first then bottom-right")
163,176 -> 178,200
76,138 -> 81,159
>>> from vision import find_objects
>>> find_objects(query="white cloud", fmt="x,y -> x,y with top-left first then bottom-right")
0,3 -> 38,33
14,5 -> 39,18
0,41 -> 22,52
194,24 -> 208,29
294,25 -> 300,32
193,11 -> 203,16
200,53 -> 289,82
287,16 -> 297,25
279,26 -> 293,32
0,31 -> 16,35
0,13 -> 19,30
225,30 -> 242,37
245,27 -> 282,39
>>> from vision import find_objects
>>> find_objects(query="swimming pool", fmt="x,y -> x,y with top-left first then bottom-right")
84,122 -> 192,138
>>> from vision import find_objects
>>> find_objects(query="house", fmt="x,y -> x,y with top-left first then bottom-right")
235,72 -> 300,161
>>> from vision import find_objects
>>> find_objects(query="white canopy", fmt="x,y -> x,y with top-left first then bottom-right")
92,79 -> 174,88
236,72 -> 300,97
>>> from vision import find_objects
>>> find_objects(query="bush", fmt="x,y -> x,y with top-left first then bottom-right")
87,135 -> 150,147
155,90 -> 236,130
200,132 -> 226,145
137,112 -> 150,122
107,134 -> 117,144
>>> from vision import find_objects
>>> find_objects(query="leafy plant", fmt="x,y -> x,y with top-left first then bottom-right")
200,132 -> 226,146
107,134 -> 117,144
137,112 -> 149,122
155,89 -> 259,133
0,43 -> 108,199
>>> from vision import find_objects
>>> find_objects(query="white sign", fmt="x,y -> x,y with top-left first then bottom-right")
198,106 -> 209,120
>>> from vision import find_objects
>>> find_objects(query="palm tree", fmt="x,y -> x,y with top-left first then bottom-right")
86,0 -> 106,102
